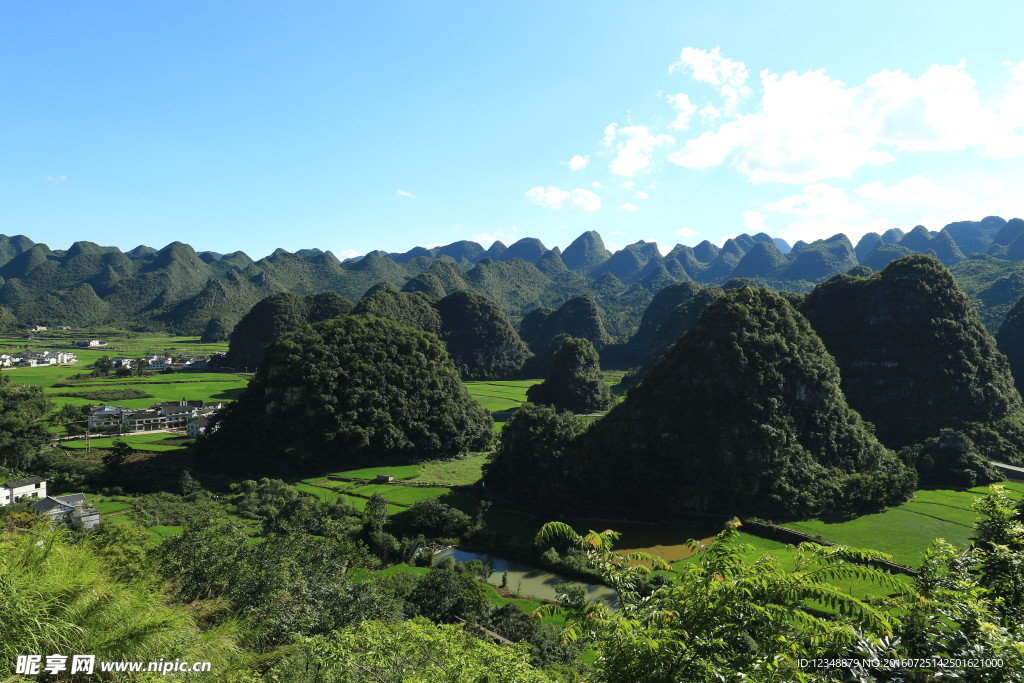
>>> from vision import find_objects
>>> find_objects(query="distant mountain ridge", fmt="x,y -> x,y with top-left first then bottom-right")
2,215 -> 1022,335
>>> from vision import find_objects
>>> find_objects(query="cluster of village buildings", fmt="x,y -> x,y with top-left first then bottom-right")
1,477 -> 100,529
87,400 -> 222,437
0,350 -> 78,367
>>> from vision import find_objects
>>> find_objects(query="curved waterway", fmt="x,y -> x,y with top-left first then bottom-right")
437,519 -> 723,608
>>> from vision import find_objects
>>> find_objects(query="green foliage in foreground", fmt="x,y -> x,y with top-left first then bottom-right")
534,486 -> 1024,682
0,523 -> 243,676
283,618 -> 555,682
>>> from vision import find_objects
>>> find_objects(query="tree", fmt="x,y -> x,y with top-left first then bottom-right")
526,336 -> 614,413
407,568 -> 489,624
202,314 -> 493,475
199,316 -> 231,343
482,403 -> 589,510
102,439 -> 133,469
52,402 -> 85,425
0,375 -> 52,469
403,498 -> 472,538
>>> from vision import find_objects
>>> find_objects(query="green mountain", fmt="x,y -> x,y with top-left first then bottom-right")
225,292 -> 354,370
560,287 -> 915,518
5,215 -> 1024,339
202,314 -> 493,475
561,231 -> 611,272
801,255 -> 1024,464
525,337 -> 614,413
434,291 -> 531,380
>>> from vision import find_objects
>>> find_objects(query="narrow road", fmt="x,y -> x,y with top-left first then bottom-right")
991,461 -> 1024,478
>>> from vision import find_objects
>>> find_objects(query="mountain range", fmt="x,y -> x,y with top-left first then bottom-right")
2,215 -> 1024,336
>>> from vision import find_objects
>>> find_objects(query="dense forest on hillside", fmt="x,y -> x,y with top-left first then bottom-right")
4,215 -> 1024,341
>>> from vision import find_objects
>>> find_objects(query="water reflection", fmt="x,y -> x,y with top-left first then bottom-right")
437,548 -> 618,607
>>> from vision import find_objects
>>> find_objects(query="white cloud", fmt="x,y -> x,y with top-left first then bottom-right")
634,190 -> 650,200
511,225 -> 519,233
646,182 -> 658,189
474,231 -> 506,246
668,60 -> 1024,184
619,203 -> 640,211
611,230 -> 626,235
525,185 -> 602,211
666,93 -> 698,130
396,189 -> 416,199
591,181 -> 603,189
700,103 -> 721,123
43,175 -> 68,182
568,155 -> 590,170
601,123 -> 617,147
675,227 -> 699,237
855,174 -> 967,208
742,210 -> 768,233
570,188 -> 602,211
526,186 -> 571,209
337,248 -> 361,260
622,181 -> 635,188
607,125 -> 674,176
756,183 -> 886,245
670,47 -> 751,114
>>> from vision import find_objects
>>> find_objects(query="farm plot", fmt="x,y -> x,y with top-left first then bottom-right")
781,484 -> 1022,567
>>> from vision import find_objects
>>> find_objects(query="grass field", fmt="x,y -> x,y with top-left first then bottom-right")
464,380 -> 537,413
782,482 -> 1024,567
63,432 -> 195,452
348,484 -> 453,506
409,454 -> 490,486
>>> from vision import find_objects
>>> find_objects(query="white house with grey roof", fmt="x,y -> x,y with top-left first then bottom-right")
1,476 -> 47,506
31,493 -> 100,529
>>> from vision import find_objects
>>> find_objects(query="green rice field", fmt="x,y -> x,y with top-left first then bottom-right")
347,484 -> 453,506
783,482 -> 1024,567
464,380 -> 537,413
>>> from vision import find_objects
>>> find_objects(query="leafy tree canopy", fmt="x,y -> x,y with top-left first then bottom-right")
564,286 -> 915,519
203,314 -> 493,475
526,337 -> 614,413
802,254 -> 1024,464
435,291 -> 531,380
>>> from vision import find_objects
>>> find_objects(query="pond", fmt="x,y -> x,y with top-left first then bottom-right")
436,548 -> 619,606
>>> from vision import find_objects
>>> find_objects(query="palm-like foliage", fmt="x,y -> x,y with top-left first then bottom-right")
535,520 -> 916,682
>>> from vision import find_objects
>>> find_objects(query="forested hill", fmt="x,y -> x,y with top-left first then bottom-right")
3,215 -> 1024,336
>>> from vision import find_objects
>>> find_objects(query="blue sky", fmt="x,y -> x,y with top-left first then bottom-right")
2,2 -> 1023,259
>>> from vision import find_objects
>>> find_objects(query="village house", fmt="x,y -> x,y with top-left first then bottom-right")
88,400 -> 223,432
0,350 -> 77,367
2,477 -> 99,529
1,476 -> 47,506
31,493 -> 101,530
73,339 -> 107,348
186,416 -> 211,437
